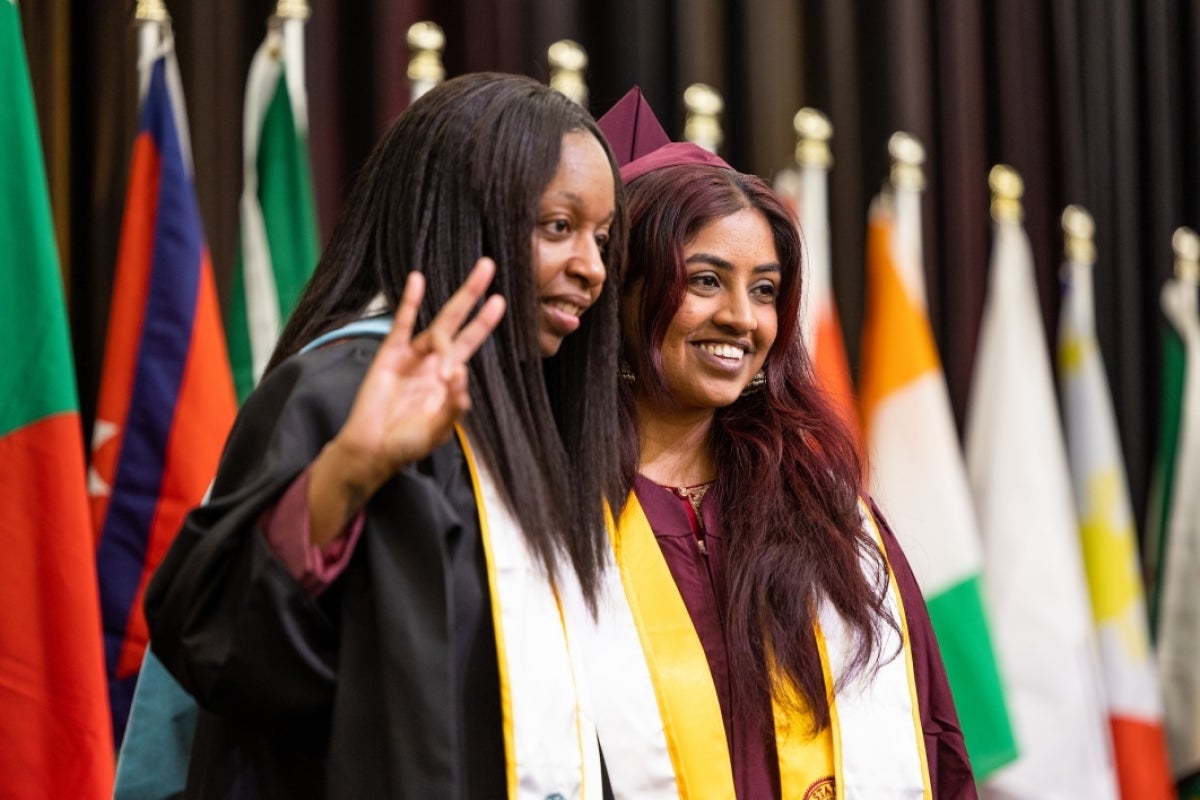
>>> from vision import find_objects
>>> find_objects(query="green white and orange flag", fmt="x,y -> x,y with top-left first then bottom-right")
966,208 -> 1116,798
0,0 -> 115,795
858,187 -> 1016,777
1149,266 -> 1200,792
1057,236 -> 1174,797
227,11 -> 319,401
774,151 -> 859,440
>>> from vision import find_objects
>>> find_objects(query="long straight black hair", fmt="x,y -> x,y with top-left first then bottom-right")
269,73 -> 627,603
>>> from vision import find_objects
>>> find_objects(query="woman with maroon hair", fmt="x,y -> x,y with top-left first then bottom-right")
585,89 -> 976,799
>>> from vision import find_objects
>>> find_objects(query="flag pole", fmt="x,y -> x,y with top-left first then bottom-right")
1062,204 -> 1096,265
133,0 -> 169,22
407,21 -> 444,103
794,107 -> 832,169
1173,227 -> 1199,283
132,0 -> 169,94
988,164 -> 1022,222
888,131 -> 925,191
271,0 -> 310,134
548,40 -> 588,107
683,83 -> 723,154
274,0 -> 310,20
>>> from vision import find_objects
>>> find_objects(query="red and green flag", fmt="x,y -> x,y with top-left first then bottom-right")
0,0 -> 115,794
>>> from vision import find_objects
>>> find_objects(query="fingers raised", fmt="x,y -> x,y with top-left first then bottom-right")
375,271 -> 426,369
449,294 -> 506,362
391,271 -> 425,343
420,257 -> 497,347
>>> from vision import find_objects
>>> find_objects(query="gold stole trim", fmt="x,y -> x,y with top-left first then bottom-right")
615,493 -> 932,798
613,493 -> 737,797
457,427 -> 596,799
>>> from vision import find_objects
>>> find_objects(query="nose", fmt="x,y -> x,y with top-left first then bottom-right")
565,236 -> 607,290
713,289 -> 757,333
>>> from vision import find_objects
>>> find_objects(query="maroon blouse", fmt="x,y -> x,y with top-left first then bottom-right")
632,475 -> 977,799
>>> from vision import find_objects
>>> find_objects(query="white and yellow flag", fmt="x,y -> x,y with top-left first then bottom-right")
966,208 -> 1116,799
1057,230 -> 1174,798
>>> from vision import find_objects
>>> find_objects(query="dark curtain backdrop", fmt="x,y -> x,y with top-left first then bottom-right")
26,0 -> 1200,525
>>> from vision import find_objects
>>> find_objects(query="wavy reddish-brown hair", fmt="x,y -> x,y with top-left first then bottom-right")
620,164 -> 896,730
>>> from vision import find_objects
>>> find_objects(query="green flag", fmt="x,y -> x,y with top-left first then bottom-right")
228,17 -> 319,401
1148,271 -> 1200,794
1145,307 -> 1186,635
0,1 -> 114,793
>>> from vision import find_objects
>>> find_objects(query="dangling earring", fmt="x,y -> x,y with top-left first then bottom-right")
619,360 -> 636,384
741,369 -> 765,396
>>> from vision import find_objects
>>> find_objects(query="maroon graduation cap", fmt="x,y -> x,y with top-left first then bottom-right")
596,86 -> 731,184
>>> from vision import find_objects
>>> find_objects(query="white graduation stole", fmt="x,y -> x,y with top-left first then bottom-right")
458,428 -> 601,800
575,493 -> 932,799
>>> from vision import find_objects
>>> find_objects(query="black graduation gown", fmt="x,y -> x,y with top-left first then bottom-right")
145,337 -> 506,799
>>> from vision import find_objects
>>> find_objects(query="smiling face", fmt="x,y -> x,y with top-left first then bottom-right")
652,207 -> 781,413
532,131 -> 617,357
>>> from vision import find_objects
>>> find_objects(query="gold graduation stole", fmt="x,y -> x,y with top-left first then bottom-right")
577,492 -> 933,799
458,428 -> 602,799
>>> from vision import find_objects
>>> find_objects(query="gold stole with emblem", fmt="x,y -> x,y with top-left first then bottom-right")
577,492 -> 933,799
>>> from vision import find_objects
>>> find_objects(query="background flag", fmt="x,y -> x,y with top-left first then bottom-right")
90,24 -> 237,744
1151,262 -> 1200,793
858,178 -> 1016,777
0,1 -> 115,794
1056,215 -> 1174,798
966,183 -> 1116,798
773,112 -> 859,440
227,11 -> 319,401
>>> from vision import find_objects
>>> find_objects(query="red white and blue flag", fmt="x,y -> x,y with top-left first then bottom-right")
90,32 -> 236,744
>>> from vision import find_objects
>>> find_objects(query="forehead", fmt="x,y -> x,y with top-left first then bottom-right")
685,208 -> 778,258
543,132 -> 615,196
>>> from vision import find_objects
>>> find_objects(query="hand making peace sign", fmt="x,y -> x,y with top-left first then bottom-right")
307,258 -> 506,545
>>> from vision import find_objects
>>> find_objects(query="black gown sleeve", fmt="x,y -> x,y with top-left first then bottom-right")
871,502 -> 979,799
145,340 -> 375,730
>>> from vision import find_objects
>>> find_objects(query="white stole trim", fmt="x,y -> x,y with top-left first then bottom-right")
567,545 -> 681,798
828,501 -> 929,798
574,494 -> 931,799
465,433 -> 601,799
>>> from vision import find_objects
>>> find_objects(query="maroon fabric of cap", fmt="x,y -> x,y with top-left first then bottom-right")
596,86 -> 732,184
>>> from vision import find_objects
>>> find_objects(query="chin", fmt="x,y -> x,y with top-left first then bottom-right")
539,336 -> 564,358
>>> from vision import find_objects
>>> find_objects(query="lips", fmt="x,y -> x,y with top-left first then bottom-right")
540,297 -> 589,337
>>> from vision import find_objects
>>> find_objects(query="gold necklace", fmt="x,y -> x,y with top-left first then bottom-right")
672,481 -> 713,521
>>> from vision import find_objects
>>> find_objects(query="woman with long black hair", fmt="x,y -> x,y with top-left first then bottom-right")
146,72 -> 626,799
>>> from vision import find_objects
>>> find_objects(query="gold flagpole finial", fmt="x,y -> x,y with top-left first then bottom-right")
683,83 -> 723,155
407,21 -> 445,102
1062,204 -> 1096,264
274,0 -> 310,20
548,40 -> 588,106
133,0 -> 170,23
794,108 -> 832,169
1172,227 -> 1200,283
887,132 -> 924,191
989,164 -> 1024,223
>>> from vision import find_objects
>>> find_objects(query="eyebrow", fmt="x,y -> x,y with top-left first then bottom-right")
545,192 -> 616,223
685,253 -> 782,274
